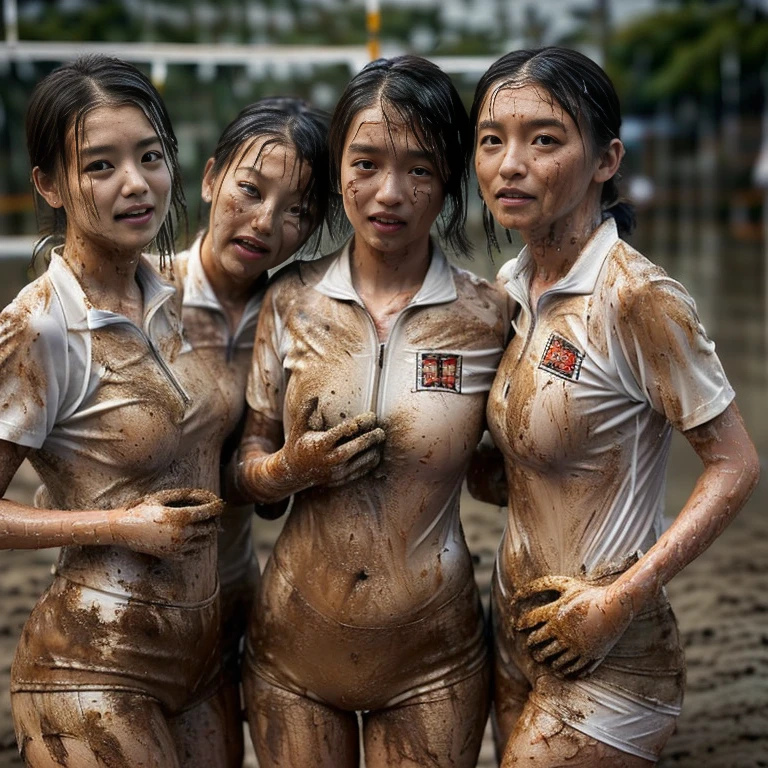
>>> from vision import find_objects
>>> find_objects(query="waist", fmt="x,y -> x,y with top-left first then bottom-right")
56,543 -> 219,604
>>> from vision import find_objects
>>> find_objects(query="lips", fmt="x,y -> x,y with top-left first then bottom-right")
115,205 -> 154,221
232,236 -> 270,258
369,214 -> 406,233
496,188 -> 534,202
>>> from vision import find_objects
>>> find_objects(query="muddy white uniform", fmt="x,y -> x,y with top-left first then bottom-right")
245,240 -> 506,709
489,217 -> 734,760
172,236 -> 266,678
1,250 -> 235,714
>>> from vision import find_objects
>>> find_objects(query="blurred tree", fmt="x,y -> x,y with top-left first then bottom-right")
607,0 -> 768,118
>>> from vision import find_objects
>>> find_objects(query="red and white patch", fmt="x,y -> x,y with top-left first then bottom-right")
539,334 -> 584,381
416,352 -> 462,393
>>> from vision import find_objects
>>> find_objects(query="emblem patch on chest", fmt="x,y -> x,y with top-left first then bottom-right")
416,352 -> 462,393
539,334 -> 584,381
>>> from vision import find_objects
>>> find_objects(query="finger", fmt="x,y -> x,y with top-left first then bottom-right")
525,624 -> 553,647
562,655 -> 593,678
293,396 -> 321,434
326,446 -> 382,487
326,412 -> 380,445
530,639 -> 564,665
330,428 -> 386,463
550,649 -> 580,673
515,605 -> 552,632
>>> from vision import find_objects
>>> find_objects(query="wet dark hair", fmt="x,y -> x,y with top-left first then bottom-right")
204,96 -> 335,255
328,55 -> 472,255
25,54 -> 185,267
470,46 -> 636,250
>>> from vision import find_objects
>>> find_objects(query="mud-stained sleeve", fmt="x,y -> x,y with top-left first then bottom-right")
245,283 -> 286,425
0,287 -> 68,448
614,275 -> 734,432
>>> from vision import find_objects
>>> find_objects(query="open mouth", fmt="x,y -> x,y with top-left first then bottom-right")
233,238 -> 269,256
115,207 -> 153,220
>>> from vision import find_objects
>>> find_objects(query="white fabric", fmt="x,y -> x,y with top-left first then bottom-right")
493,217 -> 734,576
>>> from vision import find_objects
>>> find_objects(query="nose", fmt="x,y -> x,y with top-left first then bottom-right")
251,203 -> 275,235
498,143 -> 527,180
374,171 -> 404,207
121,162 -> 150,197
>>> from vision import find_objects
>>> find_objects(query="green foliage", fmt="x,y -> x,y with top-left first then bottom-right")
608,1 -> 768,115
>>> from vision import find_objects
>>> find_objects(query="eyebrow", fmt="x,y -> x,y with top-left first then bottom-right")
478,117 -> 567,132
81,135 -> 161,158
346,142 -> 430,160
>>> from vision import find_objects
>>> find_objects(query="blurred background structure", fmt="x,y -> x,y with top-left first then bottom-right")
0,1 -> 767,767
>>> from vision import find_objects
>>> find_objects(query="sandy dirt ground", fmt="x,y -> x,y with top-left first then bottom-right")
1,440 -> 766,767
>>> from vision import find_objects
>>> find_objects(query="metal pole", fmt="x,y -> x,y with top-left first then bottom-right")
3,0 -> 18,45
367,0 -> 380,61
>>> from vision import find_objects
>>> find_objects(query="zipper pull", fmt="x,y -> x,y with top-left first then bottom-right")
378,343 -> 385,368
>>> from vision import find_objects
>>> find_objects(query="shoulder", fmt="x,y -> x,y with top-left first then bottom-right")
450,265 -> 507,317
0,272 -> 66,343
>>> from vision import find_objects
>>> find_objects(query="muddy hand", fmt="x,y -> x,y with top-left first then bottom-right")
280,397 -> 385,491
512,575 -> 634,677
114,488 -> 224,558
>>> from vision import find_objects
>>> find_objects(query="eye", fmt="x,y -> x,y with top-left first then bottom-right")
286,203 -> 305,217
479,134 -> 502,147
410,166 -> 431,178
534,135 -> 558,147
353,160 -> 376,171
239,181 -> 261,198
142,149 -> 164,163
83,160 -> 112,173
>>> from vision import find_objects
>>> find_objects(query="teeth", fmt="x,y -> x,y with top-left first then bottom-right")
123,209 -> 149,216
374,217 -> 400,224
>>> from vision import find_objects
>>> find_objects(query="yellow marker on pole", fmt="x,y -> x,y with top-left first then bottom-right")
367,0 -> 380,61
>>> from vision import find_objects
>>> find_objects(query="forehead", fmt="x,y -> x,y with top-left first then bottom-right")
479,82 -> 573,128
343,104 -> 422,149
235,137 -> 309,186
78,104 -> 158,145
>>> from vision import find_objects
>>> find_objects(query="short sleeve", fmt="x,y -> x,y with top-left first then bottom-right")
0,282 -> 69,448
245,284 -> 286,425
615,274 -> 734,432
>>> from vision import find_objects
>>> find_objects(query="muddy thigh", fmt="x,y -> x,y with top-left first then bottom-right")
11,690 -> 180,768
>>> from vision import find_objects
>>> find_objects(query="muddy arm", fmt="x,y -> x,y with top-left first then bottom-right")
0,439 -> 222,555
607,402 -> 760,615
466,431 -> 508,507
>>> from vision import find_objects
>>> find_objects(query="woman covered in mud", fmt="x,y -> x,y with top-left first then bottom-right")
470,47 -> 760,766
0,55 -> 242,767
166,97 -> 332,764
235,55 -> 508,767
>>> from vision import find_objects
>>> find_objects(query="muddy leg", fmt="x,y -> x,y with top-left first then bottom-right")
363,667 -> 489,768
243,673 -> 358,768
492,645 -> 530,760
501,702 -> 654,768
169,687 -> 240,768
11,690 -> 179,768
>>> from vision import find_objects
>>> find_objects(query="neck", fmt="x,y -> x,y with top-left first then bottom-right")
523,198 -> 603,285
61,236 -> 143,313
350,234 -> 431,300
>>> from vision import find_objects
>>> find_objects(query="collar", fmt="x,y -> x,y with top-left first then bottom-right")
179,234 -> 266,342
314,238 -> 458,308
179,236 -> 222,313
499,217 -> 620,309
46,247 -> 179,334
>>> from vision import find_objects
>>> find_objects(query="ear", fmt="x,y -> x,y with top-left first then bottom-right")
593,138 -> 624,184
201,157 -> 216,204
32,167 -> 64,209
